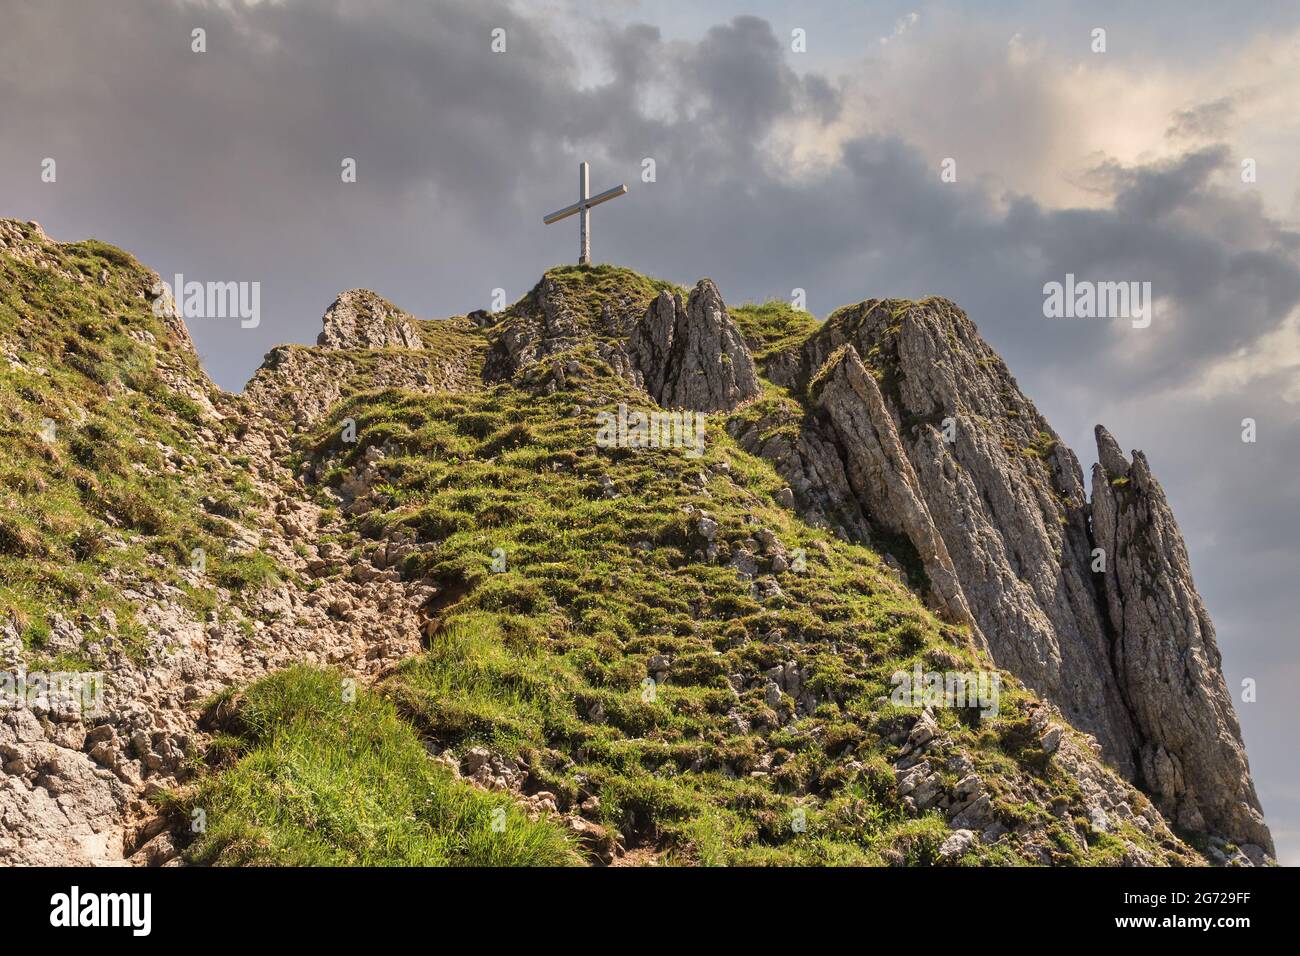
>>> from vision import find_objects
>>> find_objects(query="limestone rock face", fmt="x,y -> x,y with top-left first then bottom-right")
245,345 -> 474,423
317,289 -> 422,350
773,295 -> 1271,851
812,344 -> 977,632
628,279 -> 760,412
483,275 -> 643,383
246,290 -> 481,423
798,299 -> 1136,770
1091,426 -> 1272,852
725,401 -> 871,541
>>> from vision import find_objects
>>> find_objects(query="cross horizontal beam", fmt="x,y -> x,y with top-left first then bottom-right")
543,183 -> 628,224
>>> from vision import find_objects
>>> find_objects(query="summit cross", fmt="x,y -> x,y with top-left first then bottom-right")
543,162 -> 627,265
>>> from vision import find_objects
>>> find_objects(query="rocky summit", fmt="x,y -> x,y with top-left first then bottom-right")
0,219 -> 1271,867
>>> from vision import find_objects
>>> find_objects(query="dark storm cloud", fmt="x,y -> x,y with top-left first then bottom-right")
683,16 -> 840,137
3,1 -> 1296,396
2,0 -> 1298,858
0,3 -> 842,386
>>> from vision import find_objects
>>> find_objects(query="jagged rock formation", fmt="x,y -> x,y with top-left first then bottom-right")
483,272 -> 654,383
783,299 -> 1137,772
245,291 -> 482,422
317,289 -> 422,350
811,345 -> 976,631
724,397 -> 873,541
740,295 -> 1269,854
1092,426 -> 1271,850
628,280 -> 761,412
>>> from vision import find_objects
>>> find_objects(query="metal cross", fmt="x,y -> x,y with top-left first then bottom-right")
543,162 -> 627,265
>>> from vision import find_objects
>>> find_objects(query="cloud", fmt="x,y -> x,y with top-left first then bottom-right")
879,11 -> 919,46
1167,96 -> 1237,139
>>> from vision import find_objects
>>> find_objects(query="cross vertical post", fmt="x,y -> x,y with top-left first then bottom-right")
579,162 -> 591,265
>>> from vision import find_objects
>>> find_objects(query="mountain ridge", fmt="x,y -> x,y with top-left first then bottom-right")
0,220 -> 1270,866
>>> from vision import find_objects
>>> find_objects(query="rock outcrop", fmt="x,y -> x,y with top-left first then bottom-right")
1092,426 -> 1272,852
317,289 -> 422,350
245,292 -> 482,422
757,295 -> 1270,852
484,276 -> 584,379
628,280 -> 760,412
811,345 -> 977,631
725,398 -> 873,541
245,344 -> 476,424
483,273 -> 647,382
484,273 -> 760,414
793,299 -> 1137,769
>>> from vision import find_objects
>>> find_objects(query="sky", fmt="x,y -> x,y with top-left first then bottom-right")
1,0 -> 1297,863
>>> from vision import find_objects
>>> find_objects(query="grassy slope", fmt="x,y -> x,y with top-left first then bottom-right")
0,226 -> 582,865
0,227 -> 281,664
730,299 -> 821,364
179,666 -> 577,866
189,270 -> 1186,865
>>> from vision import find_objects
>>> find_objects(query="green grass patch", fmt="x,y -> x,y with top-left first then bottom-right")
177,666 -> 579,866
